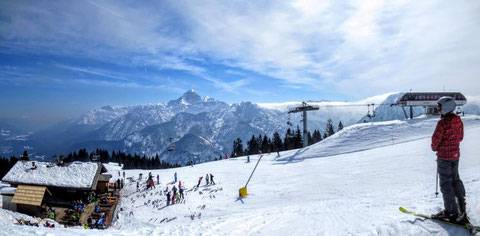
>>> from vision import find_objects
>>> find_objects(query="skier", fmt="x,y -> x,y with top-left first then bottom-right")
206,174 -> 210,185
146,179 -> 151,190
431,96 -> 467,223
174,172 -> 177,183
247,155 -> 250,163
166,191 -> 171,205
172,185 -> 177,197
157,174 -> 160,185
179,186 -> 184,199
97,217 -> 105,228
210,173 -> 215,185
197,176 -> 203,187
136,182 -> 139,192
48,210 -> 55,219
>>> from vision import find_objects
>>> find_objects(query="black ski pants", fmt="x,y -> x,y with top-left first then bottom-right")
437,159 -> 466,214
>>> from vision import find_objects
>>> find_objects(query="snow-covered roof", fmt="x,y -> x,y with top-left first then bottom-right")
1,161 -> 101,189
0,187 -> 16,195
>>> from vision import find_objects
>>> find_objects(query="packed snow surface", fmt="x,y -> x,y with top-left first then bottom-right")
1,161 -> 99,189
1,116 -> 480,235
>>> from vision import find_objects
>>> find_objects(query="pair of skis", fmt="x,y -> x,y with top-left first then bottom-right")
399,207 -> 479,235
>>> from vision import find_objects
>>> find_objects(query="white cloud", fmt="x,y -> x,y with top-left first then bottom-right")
87,0 -> 125,19
54,64 -> 131,82
1,0 -> 479,98
201,75 -> 250,93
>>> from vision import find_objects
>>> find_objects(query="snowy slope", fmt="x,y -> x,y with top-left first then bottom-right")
1,116 -> 480,235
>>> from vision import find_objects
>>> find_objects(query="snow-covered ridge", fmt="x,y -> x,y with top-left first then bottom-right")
76,105 -> 133,126
256,92 -> 400,111
277,115 -> 480,162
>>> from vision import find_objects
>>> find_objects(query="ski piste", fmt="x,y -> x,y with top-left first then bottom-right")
399,207 -> 479,235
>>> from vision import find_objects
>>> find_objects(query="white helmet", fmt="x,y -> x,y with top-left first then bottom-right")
437,96 -> 456,115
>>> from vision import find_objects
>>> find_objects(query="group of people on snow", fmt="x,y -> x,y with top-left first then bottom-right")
46,206 -> 56,220
86,215 -> 105,229
146,172 -> 156,190
197,173 -> 215,187
165,179 -> 185,205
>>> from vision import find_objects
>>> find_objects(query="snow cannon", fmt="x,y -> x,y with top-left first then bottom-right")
239,155 -> 264,198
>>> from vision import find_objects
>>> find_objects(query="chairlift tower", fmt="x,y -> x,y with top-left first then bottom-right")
288,102 -> 319,148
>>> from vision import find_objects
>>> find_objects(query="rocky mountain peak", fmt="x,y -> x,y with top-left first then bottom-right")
168,90 -> 203,106
181,89 -> 202,104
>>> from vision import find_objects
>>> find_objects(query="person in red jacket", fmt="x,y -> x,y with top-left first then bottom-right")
431,96 -> 467,223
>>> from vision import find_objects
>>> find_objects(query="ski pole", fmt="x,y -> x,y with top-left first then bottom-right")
435,159 -> 439,197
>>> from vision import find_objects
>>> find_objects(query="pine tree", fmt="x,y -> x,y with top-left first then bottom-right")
338,121 -> 344,131
313,129 -> 323,143
232,138 -> 244,157
20,150 -> 29,161
326,118 -> 335,137
284,128 -> 295,150
0,156 -> 18,179
262,135 -> 270,153
247,135 -> 258,155
307,131 -> 313,145
0,157 -> 9,179
257,134 -> 263,153
294,125 -> 303,148
272,131 -> 283,152
78,148 -> 89,162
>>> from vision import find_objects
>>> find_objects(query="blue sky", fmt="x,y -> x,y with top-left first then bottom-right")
1,0 -> 479,124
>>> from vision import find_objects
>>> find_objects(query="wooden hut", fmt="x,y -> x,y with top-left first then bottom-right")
1,161 -> 111,216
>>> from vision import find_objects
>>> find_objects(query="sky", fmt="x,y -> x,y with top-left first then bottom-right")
1,0 -> 480,125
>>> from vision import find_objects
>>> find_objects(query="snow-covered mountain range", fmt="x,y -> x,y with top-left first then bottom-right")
1,115 -> 480,235
1,90 -> 479,165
